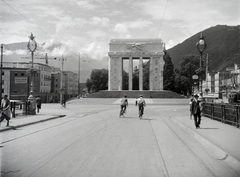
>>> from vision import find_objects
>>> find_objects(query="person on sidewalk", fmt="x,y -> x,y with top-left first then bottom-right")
36,96 -> 42,113
136,95 -> 146,117
189,94 -> 194,119
198,92 -> 205,115
0,95 -> 12,126
191,94 -> 201,129
120,95 -> 128,117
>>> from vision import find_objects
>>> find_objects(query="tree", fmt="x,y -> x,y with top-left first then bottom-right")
86,68 -> 108,92
163,51 -> 175,91
174,55 -> 200,95
85,78 -> 92,93
133,66 -> 139,90
143,62 -> 149,90
122,69 -> 129,90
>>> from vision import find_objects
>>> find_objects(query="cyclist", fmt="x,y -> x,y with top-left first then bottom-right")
120,95 -> 128,117
136,95 -> 146,118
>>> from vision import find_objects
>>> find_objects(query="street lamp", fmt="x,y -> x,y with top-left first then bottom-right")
27,33 -> 37,115
0,44 -> 3,99
196,32 -> 207,93
60,55 -> 67,106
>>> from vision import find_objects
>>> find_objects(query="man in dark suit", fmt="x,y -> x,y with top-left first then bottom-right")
191,94 -> 201,129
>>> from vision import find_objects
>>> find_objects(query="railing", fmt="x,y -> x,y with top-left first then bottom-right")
203,103 -> 239,128
10,101 -> 31,117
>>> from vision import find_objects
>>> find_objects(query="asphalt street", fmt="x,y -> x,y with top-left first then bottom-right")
0,98 -> 240,177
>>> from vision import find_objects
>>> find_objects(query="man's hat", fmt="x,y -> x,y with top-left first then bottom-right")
140,95 -> 143,97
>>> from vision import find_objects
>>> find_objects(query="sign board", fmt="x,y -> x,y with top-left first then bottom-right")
15,77 -> 27,84
192,75 -> 198,79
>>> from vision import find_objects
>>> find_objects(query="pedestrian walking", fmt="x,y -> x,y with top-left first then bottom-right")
198,92 -> 205,115
36,96 -> 42,113
189,94 -> 194,119
0,95 -> 12,126
191,94 -> 201,129
62,99 -> 66,108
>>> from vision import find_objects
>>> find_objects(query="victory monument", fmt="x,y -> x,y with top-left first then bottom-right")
108,39 -> 165,91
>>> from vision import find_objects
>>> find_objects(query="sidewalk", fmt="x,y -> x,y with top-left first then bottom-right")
0,103 -> 73,132
170,112 -> 240,175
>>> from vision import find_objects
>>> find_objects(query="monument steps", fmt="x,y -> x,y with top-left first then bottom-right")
87,90 -> 185,98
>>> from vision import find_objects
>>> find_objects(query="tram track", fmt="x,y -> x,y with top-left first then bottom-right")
148,106 -> 239,177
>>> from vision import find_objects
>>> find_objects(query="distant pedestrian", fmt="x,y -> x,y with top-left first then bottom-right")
191,94 -> 201,129
0,95 -> 11,126
135,98 -> 138,106
198,92 -> 205,115
62,99 -> 66,108
189,95 -> 194,119
36,96 -> 42,113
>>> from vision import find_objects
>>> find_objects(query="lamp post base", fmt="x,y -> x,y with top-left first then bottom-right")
28,94 -> 36,115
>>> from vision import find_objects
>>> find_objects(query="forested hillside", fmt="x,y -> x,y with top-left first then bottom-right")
168,25 -> 240,72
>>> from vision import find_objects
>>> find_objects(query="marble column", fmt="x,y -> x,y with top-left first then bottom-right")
108,57 -> 111,90
139,57 -> 143,91
118,57 -> 123,91
149,57 -> 153,91
129,57 -> 133,90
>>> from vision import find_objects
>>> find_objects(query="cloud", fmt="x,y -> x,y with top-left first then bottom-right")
90,17 -> 110,27
15,49 -> 27,55
76,1 -> 96,10
127,19 -> 153,29
4,50 -> 15,56
114,23 -> 129,34
82,42 -> 108,60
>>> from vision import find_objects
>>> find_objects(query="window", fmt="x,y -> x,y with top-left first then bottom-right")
2,71 -> 4,75
15,73 -> 18,76
21,73 -> 25,76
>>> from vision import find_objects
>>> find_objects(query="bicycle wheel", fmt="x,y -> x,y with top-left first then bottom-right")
139,107 -> 142,119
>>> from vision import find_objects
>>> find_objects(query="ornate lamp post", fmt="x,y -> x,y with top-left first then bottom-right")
27,33 -> 37,115
196,33 -> 207,93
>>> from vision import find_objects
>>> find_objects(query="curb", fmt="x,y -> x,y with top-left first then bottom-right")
170,117 -> 240,175
0,115 -> 66,133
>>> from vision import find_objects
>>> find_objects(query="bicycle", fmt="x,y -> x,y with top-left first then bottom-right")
139,106 -> 143,119
119,106 -> 126,118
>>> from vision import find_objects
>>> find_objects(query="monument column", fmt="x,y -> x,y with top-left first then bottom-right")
108,57 -> 111,90
149,57 -> 153,91
118,57 -> 123,91
129,57 -> 133,90
139,57 -> 143,91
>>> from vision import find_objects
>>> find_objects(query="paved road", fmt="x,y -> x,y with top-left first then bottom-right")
1,98 -> 239,177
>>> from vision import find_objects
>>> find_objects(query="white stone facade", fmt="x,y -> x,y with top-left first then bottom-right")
108,39 -> 165,91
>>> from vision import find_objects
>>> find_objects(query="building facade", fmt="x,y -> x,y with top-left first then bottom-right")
1,62 -> 79,102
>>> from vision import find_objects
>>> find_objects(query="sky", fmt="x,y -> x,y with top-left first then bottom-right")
0,0 -> 239,80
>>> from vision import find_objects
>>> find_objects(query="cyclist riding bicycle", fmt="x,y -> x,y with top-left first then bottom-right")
136,95 -> 146,118
120,95 -> 128,117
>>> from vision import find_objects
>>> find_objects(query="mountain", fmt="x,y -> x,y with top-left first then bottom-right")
167,25 -> 240,72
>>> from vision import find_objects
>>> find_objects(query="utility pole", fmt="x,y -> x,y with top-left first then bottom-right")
206,53 -> 209,94
78,52 -> 80,96
60,55 -> 66,106
0,44 -> 3,99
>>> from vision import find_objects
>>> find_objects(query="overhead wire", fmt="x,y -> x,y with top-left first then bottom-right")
156,0 -> 169,39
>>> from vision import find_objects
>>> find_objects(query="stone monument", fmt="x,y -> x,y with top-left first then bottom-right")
108,39 -> 165,91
